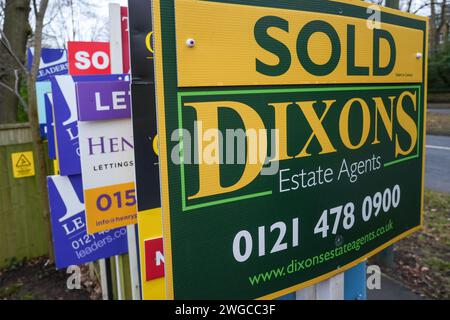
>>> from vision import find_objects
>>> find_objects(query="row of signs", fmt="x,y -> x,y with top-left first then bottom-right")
44,70 -> 163,295
35,0 -> 427,300
33,2 -> 164,300
46,74 -> 134,269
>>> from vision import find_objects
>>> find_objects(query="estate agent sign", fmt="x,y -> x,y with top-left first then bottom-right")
47,175 -> 128,269
152,0 -> 428,299
76,80 -> 137,234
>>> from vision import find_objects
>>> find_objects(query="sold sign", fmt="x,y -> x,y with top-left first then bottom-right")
153,0 -> 427,300
68,41 -> 111,75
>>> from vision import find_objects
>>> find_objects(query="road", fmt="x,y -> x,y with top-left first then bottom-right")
428,103 -> 450,109
426,135 -> 450,193
427,103 -> 450,114
428,109 -> 450,115
367,275 -> 424,300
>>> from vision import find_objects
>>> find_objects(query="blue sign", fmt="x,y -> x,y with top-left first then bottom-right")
28,48 -> 68,81
45,93 -> 56,160
51,74 -> 130,176
47,175 -> 128,269
36,82 -> 51,139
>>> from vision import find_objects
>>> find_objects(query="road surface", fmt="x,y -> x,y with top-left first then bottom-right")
428,109 -> 450,115
428,103 -> 450,108
367,275 -> 424,300
426,135 -> 450,193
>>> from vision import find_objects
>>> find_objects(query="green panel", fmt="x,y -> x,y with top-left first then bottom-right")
0,143 -> 50,268
169,86 -> 424,299
110,258 -> 118,299
109,254 -> 133,300
122,254 -> 133,300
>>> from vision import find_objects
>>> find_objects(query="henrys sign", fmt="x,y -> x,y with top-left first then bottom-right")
51,74 -> 129,176
47,175 -> 128,269
76,80 -> 137,234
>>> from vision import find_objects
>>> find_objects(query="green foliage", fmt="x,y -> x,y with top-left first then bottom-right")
2,257 -> 27,272
429,46 -> 450,92
0,282 -> 24,299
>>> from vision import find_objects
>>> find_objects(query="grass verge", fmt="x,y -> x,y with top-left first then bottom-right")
381,190 -> 450,299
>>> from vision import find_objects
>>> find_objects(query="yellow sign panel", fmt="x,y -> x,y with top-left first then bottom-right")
11,152 -> 35,179
138,209 -> 166,300
53,159 -> 60,175
175,0 -> 425,87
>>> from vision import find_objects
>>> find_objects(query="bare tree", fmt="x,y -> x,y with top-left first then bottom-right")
40,0 -> 108,49
0,0 -> 53,261
405,0 -> 415,12
436,1 -> 449,48
28,0 -> 53,262
0,0 -> 31,124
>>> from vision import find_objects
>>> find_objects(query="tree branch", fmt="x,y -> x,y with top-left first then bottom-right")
413,1 -> 441,14
0,29 -> 29,75
0,79 -> 28,111
32,0 -> 38,17
29,0 -> 49,82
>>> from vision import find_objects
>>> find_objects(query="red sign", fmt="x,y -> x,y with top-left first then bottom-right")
144,237 -> 164,281
121,7 -> 130,74
68,41 -> 111,75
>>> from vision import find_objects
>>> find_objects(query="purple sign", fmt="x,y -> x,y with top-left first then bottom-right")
76,81 -> 131,121
28,48 -> 68,82
51,74 -> 130,176
47,175 -> 128,269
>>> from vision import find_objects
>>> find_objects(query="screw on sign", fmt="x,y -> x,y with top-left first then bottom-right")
11,152 -> 35,179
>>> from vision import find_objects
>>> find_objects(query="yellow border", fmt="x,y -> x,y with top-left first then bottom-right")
152,0 -> 175,300
153,0 -> 428,300
258,226 -> 422,300
422,19 -> 429,228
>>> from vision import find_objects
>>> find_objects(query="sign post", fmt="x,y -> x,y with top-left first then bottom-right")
152,0 -> 428,299
108,3 -> 141,300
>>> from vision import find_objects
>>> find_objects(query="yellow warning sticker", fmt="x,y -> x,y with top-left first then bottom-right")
11,151 -> 35,179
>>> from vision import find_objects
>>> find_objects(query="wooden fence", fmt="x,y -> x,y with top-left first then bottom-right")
0,123 -> 50,268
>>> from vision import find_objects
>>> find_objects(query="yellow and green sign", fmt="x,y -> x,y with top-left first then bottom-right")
152,0 -> 428,299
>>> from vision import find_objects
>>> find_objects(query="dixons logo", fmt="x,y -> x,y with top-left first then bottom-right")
174,90 -> 419,200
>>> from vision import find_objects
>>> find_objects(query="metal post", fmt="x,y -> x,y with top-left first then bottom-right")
344,263 -> 367,300
296,273 -> 344,300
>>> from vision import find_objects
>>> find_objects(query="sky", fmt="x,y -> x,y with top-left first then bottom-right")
99,0 -> 128,14
42,0 -> 130,47
42,0 -> 430,48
